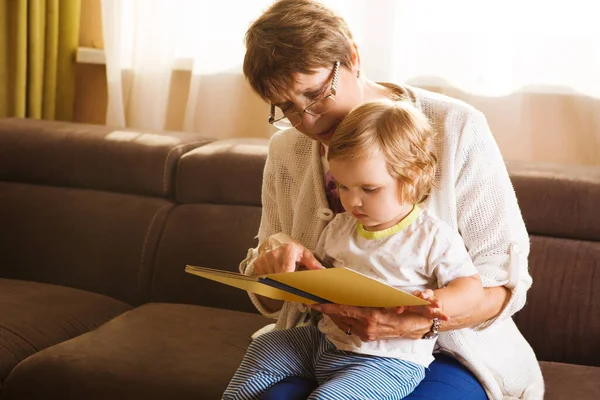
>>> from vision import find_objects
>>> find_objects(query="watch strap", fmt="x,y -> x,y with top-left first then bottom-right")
422,318 -> 441,340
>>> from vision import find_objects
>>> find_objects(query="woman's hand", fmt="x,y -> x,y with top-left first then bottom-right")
312,285 -> 512,338
253,233 -> 324,275
311,304 -> 431,341
251,233 -> 324,313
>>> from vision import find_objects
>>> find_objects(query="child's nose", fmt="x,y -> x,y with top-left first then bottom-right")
348,193 -> 362,207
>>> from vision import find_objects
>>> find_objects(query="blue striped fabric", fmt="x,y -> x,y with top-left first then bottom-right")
223,326 -> 425,400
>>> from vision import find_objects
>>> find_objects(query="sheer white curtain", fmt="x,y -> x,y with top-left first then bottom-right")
101,0 -> 273,133
101,0 -> 600,164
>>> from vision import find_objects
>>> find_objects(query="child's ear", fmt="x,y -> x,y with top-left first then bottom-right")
396,180 -> 406,203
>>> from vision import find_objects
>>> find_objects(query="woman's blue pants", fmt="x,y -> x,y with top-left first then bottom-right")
259,352 -> 487,400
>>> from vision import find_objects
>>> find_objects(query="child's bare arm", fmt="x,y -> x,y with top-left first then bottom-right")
409,274 -> 484,321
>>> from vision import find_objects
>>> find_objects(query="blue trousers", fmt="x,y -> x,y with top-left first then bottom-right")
259,348 -> 487,400
224,326 -> 425,400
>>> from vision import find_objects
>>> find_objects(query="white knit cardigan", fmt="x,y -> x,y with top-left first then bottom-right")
240,86 -> 544,399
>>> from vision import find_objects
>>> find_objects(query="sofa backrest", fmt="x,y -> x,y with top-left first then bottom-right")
508,161 -> 600,367
0,118 -> 211,305
2,118 -> 599,367
149,139 -> 268,313
147,140 -> 600,366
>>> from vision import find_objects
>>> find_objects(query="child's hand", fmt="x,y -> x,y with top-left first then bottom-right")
408,289 -> 450,321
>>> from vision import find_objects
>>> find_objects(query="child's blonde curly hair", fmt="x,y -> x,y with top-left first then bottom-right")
328,99 -> 437,204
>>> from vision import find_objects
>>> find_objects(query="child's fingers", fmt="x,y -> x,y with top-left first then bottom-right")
428,297 -> 443,308
413,289 -> 435,301
435,311 -> 451,321
429,307 -> 450,321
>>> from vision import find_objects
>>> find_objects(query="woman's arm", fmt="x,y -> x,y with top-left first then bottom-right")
453,110 -> 532,326
240,139 -> 323,315
314,285 -> 508,341
239,141 -> 287,316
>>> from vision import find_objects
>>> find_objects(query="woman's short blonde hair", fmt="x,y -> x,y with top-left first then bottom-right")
328,99 -> 437,204
243,0 -> 354,102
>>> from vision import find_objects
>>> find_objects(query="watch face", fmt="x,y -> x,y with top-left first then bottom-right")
423,331 -> 439,340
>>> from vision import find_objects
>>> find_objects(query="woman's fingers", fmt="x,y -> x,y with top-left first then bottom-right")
313,304 -> 412,340
315,303 -> 440,340
254,240 -> 321,275
314,304 -> 384,323
279,243 -> 304,272
327,315 -> 372,342
299,247 -> 324,270
252,252 -> 275,275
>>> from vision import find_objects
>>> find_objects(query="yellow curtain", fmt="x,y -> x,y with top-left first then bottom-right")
0,0 -> 81,120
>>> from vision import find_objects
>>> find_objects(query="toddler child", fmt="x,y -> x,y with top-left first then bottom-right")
223,98 -> 484,400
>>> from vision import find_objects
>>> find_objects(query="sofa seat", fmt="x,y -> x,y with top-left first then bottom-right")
5,295 -> 600,400
1,303 -> 271,399
0,278 -> 131,387
540,361 -> 600,400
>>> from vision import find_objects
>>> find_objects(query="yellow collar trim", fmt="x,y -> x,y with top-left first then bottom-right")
357,205 -> 421,240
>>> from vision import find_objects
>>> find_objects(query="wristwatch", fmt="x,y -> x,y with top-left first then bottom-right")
422,318 -> 441,340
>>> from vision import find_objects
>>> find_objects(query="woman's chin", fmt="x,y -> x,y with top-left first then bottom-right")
316,125 -> 338,144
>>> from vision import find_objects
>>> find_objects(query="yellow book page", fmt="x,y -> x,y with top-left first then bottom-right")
185,266 -> 314,303
266,268 -> 429,307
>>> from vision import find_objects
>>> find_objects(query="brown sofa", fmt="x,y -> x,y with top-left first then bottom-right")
0,118 -> 598,399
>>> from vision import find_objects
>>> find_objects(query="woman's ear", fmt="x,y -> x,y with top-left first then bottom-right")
350,41 -> 361,78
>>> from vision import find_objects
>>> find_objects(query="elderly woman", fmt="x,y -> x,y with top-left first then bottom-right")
238,0 -> 544,399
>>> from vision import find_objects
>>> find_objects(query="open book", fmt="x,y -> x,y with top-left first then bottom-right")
185,265 -> 430,307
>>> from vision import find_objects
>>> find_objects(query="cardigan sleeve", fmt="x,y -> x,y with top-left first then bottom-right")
454,110 -> 532,329
238,139 -> 284,320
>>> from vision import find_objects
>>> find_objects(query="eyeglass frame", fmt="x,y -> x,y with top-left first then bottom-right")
268,61 -> 341,128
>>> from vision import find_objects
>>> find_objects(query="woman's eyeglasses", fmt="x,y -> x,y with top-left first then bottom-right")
269,61 -> 340,130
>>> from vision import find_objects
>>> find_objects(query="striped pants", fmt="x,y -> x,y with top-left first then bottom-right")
223,326 -> 425,400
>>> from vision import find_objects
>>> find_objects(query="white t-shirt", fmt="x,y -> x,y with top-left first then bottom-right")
314,206 -> 478,367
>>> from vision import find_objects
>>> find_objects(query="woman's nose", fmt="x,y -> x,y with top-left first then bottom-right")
300,112 -> 319,128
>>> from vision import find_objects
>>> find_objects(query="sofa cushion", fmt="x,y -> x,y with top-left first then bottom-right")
508,161 -> 600,241
540,361 -> 600,400
0,182 -> 173,305
0,118 -> 212,197
3,301 -> 599,400
150,203 -> 261,312
514,235 -> 600,367
1,303 -> 271,400
176,139 -> 268,206
0,278 -> 131,387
